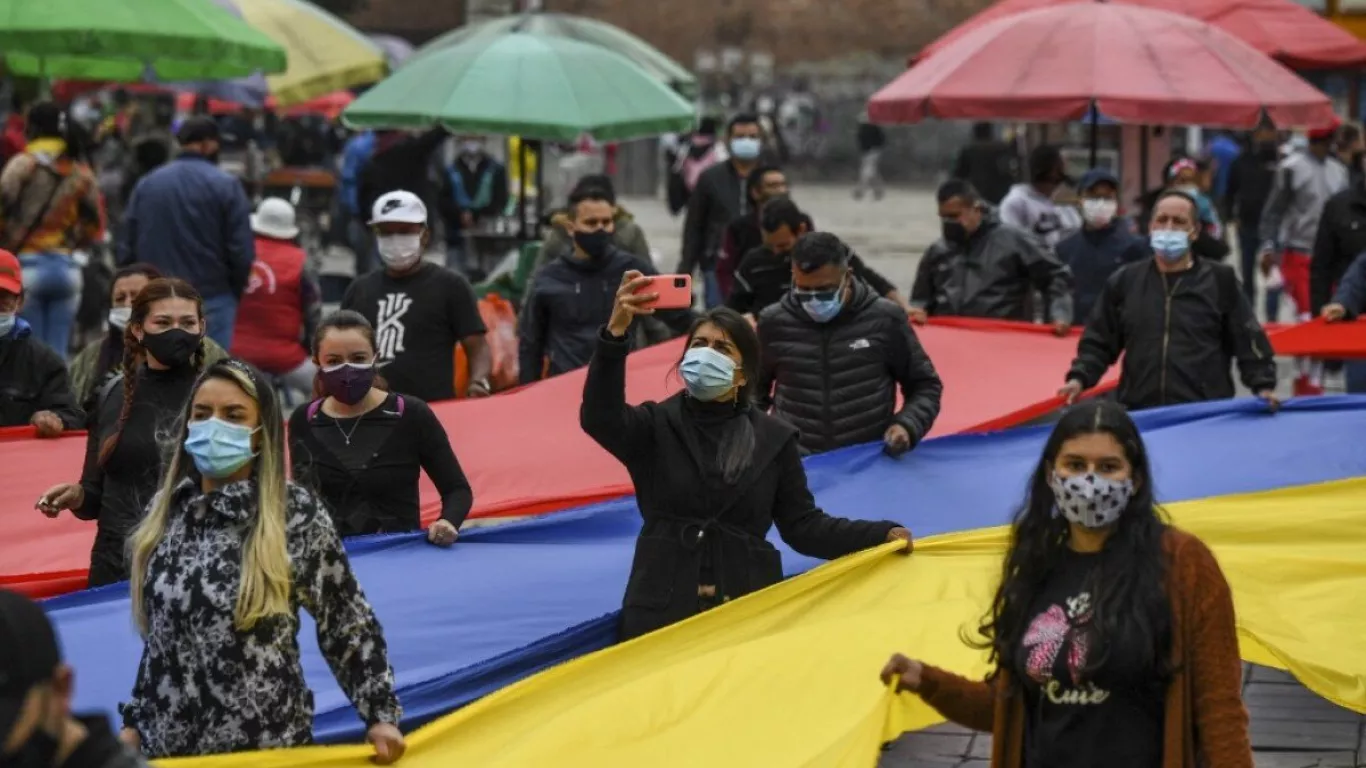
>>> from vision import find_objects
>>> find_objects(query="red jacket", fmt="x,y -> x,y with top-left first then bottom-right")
230,237 -> 309,375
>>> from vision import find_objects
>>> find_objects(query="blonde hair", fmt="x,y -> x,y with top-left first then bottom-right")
129,363 -> 293,634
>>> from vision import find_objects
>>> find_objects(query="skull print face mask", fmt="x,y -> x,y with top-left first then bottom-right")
1048,471 -> 1134,529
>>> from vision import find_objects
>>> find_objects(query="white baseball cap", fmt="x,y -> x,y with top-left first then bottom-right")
370,190 -> 428,226
250,197 -> 299,240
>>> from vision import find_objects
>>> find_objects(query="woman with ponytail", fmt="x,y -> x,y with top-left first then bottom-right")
583,271 -> 912,640
118,360 -> 404,762
36,277 -> 211,587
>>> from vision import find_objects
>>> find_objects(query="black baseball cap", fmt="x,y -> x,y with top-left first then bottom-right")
176,115 -> 221,145
0,590 -> 62,739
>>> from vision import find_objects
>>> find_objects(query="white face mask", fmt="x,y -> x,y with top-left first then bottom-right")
109,306 -> 132,330
376,234 -> 424,269
1081,198 -> 1118,227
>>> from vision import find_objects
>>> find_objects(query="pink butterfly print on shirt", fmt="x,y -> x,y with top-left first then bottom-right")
1023,603 -> 1091,685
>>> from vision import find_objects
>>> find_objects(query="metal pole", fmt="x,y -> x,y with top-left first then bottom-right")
533,139 -> 544,240
518,138 -> 528,240
1088,103 -> 1099,169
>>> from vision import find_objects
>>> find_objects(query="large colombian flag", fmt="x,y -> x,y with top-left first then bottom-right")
42,396 -> 1366,767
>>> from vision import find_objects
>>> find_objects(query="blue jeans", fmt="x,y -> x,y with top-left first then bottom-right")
1346,361 -> 1366,393
1237,229 -> 1280,319
702,268 -> 723,309
203,293 -> 239,350
19,252 -> 81,359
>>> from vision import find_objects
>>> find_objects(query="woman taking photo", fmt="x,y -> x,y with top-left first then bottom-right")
289,310 -> 472,545
37,277 -> 214,587
583,271 -> 911,640
120,359 -> 404,762
880,399 -> 1252,767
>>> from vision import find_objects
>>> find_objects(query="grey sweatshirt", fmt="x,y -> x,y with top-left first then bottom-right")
1258,150 -> 1349,253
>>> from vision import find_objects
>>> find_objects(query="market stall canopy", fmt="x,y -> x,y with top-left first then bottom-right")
342,31 -> 694,142
415,12 -> 697,98
912,0 -> 1366,70
870,3 -> 1336,129
0,0 -> 286,82
369,33 -> 414,70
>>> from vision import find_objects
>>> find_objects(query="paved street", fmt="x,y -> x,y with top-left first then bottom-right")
623,183 -> 1364,767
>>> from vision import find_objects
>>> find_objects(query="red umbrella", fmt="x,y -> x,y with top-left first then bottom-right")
869,3 -> 1336,128
913,0 -> 1366,70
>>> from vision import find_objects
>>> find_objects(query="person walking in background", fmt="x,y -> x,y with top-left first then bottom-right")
1061,190 -> 1277,411
334,129 -> 376,276
853,112 -> 886,201
437,134 -> 509,273
680,114 -> 766,307
1334,123 -> 1364,187
666,117 -> 724,216
0,589 -> 149,768
230,198 -> 321,399
1206,129 -> 1243,219
1258,120 -> 1348,394
756,233 -> 942,457
911,180 -> 1074,329
951,122 -> 1019,206
289,311 -> 472,543
0,249 -> 83,435
121,360 -> 404,762
341,190 -> 491,402
68,264 -> 160,412
880,399 -> 1254,768
118,116 -> 254,350
999,144 -> 1082,253
537,175 -> 652,272
1227,121 -> 1281,311
0,102 -> 106,358
1056,169 -> 1149,322
715,165 -> 788,299
37,278 -> 212,587
582,278 -> 911,640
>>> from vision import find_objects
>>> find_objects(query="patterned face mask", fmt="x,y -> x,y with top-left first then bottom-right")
1048,471 -> 1134,529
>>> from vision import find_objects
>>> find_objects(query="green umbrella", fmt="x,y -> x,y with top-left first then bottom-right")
0,0 -> 287,82
343,31 -> 695,142
415,12 -> 697,99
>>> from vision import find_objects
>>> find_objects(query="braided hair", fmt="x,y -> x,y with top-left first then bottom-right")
97,278 -> 205,466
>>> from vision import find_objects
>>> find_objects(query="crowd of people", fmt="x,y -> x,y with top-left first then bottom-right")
0,90 -> 1359,767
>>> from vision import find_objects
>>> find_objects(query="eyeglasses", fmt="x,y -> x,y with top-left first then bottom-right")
792,276 -> 846,303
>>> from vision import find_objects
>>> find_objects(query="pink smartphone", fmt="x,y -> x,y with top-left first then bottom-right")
636,274 -> 693,310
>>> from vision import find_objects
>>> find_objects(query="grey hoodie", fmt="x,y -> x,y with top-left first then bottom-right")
1259,150 -> 1349,253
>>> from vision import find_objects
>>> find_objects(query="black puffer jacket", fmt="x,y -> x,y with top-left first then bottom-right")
911,213 -> 1074,323
1067,258 -> 1276,410
756,280 -> 942,454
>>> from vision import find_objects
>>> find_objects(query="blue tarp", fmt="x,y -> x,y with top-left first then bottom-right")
46,397 -> 1366,742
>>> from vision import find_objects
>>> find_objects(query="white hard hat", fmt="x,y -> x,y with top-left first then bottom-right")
370,190 -> 428,226
250,197 -> 299,240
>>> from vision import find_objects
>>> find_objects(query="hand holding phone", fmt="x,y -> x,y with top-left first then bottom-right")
635,274 -> 693,310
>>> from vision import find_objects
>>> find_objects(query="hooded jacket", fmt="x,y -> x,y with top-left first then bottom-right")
1057,220 -> 1150,323
0,317 -> 83,428
679,161 -> 747,273
756,279 -> 942,454
912,213 -> 1074,323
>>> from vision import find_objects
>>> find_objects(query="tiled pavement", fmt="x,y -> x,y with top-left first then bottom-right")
878,665 -> 1365,768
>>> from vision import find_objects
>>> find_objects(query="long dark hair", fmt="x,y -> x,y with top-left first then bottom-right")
970,400 -> 1172,688
94,263 -> 164,386
98,278 -> 206,466
309,310 -> 389,400
677,307 -> 761,484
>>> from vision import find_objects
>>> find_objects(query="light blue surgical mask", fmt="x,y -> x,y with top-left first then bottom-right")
0,312 -> 13,337
797,277 -> 847,324
729,137 -> 762,161
185,417 -> 260,479
680,347 -> 737,402
1149,229 -> 1191,263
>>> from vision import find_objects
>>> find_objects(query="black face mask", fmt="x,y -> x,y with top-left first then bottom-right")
141,328 -> 202,368
573,230 -> 612,263
942,221 -> 969,244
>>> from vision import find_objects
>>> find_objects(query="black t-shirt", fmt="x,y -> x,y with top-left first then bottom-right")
1017,549 -> 1164,768
342,262 -> 486,402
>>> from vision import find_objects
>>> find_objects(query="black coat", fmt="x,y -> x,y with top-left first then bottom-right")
1067,259 -> 1277,410
0,323 -> 82,429
756,280 -> 942,454
679,161 -> 747,273
1309,185 -> 1366,315
580,331 -> 898,640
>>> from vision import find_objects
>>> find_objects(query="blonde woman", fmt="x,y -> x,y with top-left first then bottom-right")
118,359 -> 405,763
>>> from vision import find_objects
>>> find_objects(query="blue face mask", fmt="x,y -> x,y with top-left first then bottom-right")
1149,229 -> 1191,263
185,418 -> 260,479
796,277 -> 846,323
680,346 -> 737,402
729,137 -> 762,161
0,313 -> 13,337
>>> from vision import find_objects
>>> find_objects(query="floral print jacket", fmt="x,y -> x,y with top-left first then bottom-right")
120,478 -> 401,758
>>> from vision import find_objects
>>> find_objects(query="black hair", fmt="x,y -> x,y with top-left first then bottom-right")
936,179 -> 981,205
567,186 -> 614,217
310,309 -> 388,398
727,112 -> 760,134
677,308 -> 761,484
696,116 -> 720,137
572,173 -> 616,204
1337,123 -> 1362,149
972,122 -> 994,141
745,164 -> 784,197
25,101 -> 67,142
110,262 -> 164,292
970,400 -> 1172,690
760,197 -> 805,233
1029,144 -> 1065,182
791,231 -> 851,272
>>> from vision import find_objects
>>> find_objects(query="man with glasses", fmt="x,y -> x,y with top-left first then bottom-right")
756,232 -> 942,457
911,179 -> 1074,332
